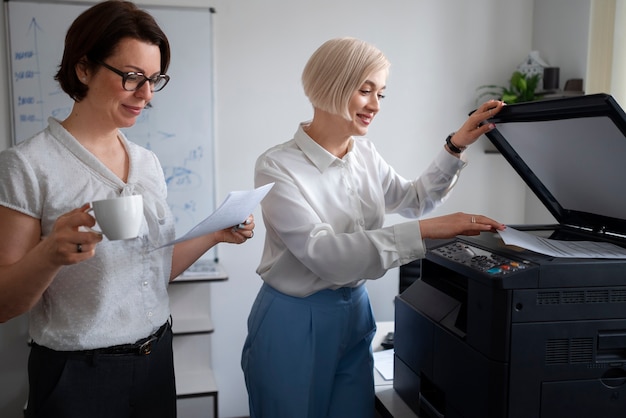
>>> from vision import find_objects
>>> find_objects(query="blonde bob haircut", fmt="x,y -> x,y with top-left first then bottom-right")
302,37 -> 390,120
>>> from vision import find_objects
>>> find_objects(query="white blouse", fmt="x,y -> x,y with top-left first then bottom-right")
0,118 -> 175,350
254,122 -> 467,297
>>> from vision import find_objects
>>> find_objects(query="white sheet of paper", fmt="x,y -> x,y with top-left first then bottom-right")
157,183 -> 274,249
498,226 -> 626,259
373,349 -> 394,381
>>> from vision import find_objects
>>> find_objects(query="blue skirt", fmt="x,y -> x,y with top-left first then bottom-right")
241,283 -> 377,418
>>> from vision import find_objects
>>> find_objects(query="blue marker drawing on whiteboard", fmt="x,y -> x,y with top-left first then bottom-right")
14,18 -> 47,134
163,166 -> 202,190
183,146 -> 204,166
169,199 -> 197,228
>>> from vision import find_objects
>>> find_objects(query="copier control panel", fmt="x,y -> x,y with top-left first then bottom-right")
430,241 -> 535,277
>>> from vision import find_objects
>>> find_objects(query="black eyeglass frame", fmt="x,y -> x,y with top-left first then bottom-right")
97,61 -> 170,92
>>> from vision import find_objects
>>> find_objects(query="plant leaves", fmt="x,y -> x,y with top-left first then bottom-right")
476,70 -> 542,104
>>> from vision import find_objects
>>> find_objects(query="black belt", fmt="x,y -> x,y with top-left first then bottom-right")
95,320 -> 170,355
32,319 -> 171,356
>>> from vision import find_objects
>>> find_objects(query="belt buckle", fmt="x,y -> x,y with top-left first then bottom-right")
138,337 -> 156,355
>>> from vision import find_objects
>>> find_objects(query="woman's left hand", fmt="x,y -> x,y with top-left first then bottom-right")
450,100 -> 505,149
220,215 -> 255,244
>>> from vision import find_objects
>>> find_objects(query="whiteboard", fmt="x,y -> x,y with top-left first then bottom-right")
5,1 -> 217,257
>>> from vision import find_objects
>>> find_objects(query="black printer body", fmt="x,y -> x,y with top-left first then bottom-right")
394,94 -> 626,418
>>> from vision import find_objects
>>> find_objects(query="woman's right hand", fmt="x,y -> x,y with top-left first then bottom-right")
0,204 -> 103,322
419,212 -> 505,240
42,203 -> 104,265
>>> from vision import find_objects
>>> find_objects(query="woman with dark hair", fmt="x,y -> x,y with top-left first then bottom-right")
241,37 -> 505,417
0,2 -> 254,417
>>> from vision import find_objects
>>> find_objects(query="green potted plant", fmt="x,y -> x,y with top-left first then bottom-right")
477,70 -> 543,104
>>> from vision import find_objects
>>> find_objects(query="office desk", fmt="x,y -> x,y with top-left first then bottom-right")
373,322 -> 420,418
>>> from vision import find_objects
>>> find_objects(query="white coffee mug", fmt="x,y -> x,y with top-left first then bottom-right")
88,195 -> 144,240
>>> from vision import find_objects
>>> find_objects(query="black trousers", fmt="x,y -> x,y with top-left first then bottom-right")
25,326 -> 176,418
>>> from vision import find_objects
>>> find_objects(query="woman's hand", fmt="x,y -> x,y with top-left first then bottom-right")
218,215 -> 255,244
170,214 -> 256,280
419,212 -> 505,240
0,204 -> 104,321
42,203 -> 104,265
449,100 -> 505,149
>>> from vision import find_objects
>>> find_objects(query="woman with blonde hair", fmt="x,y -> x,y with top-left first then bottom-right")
241,37 -> 504,417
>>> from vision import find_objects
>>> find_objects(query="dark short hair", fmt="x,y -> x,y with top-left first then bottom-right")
55,0 -> 171,101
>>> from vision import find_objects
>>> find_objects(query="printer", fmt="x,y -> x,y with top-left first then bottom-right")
394,94 -> 626,418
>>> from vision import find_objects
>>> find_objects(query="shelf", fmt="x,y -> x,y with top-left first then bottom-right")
169,281 -> 213,334
175,367 -> 218,396
177,396 -> 218,418
172,316 -> 214,335
173,333 -> 211,368
169,260 -> 224,418
178,260 -> 228,281
175,274 -> 227,282
175,367 -> 219,418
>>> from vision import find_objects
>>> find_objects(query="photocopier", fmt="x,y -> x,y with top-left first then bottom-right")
394,94 -> 626,418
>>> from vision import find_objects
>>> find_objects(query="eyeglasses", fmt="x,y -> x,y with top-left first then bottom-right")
98,61 -> 170,92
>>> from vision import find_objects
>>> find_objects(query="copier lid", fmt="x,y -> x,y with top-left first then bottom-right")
484,93 -> 626,237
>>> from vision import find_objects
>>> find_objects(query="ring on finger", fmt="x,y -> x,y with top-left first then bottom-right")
77,243 -> 83,253
471,216 -> 476,223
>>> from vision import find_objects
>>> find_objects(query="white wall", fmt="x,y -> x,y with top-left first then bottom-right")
612,0 -> 626,104
526,0 -> 591,225
532,0 -> 591,89
0,0 -> 593,417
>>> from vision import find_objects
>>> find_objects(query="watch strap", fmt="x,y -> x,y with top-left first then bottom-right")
445,133 -> 466,154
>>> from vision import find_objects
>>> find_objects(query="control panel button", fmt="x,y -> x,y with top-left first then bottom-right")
430,242 -> 532,277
